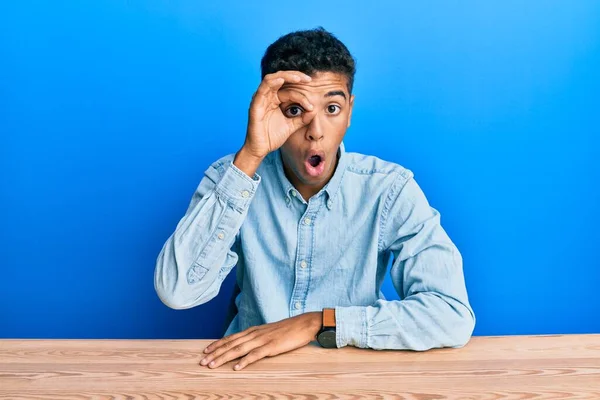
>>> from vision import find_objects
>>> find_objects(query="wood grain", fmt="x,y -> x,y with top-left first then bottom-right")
1,335 -> 599,399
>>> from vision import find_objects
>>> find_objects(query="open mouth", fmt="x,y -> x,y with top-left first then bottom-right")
304,151 -> 326,177
308,155 -> 322,167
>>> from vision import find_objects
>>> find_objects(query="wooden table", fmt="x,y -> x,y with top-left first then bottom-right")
1,335 -> 599,399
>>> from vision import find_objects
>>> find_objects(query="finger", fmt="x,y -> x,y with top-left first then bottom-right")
287,107 -> 316,133
277,89 -> 314,113
264,70 -> 312,84
256,71 -> 311,98
233,345 -> 270,371
203,326 -> 259,354
207,337 -> 265,369
200,331 -> 259,366
202,326 -> 258,354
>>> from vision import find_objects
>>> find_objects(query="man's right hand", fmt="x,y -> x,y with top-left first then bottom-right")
234,71 -> 314,177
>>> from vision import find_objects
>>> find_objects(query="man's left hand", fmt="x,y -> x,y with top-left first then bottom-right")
200,311 -> 323,370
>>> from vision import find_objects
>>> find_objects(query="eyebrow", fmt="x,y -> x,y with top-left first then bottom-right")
325,90 -> 347,101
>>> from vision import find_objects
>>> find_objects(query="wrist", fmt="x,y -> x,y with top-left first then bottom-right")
315,308 -> 337,348
309,311 -> 323,340
234,146 -> 264,178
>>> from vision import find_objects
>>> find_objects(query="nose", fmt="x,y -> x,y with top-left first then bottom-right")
305,114 -> 324,142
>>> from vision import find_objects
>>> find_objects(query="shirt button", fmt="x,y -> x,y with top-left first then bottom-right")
291,190 -> 297,197
217,232 -> 225,240
300,260 -> 307,269
241,190 -> 250,198
304,217 -> 311,225
294,301 -> 301,310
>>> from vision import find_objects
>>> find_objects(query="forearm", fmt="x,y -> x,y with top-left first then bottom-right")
335,292 -> 475,351
154,160 -> 261,309
337,216 -> 475,350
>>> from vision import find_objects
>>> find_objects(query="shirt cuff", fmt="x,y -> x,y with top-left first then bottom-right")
335,305 -> 368,348
214,161 -> 261,211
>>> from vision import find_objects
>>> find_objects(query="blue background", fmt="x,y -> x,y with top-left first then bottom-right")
1,1 -> 599,339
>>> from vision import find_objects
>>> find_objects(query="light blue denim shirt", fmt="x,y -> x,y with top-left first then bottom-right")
155,142 -> 475,350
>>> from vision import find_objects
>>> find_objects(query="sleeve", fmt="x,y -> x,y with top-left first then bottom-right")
154,157 -> 261,310
334,171 -> 476,350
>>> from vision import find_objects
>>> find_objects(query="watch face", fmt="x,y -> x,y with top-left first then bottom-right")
317,330 -> 337,348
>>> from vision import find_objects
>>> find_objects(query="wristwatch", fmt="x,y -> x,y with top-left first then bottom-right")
316,308 -> 337,348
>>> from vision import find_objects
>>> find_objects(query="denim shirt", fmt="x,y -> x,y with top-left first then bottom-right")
154,142 -> 475,350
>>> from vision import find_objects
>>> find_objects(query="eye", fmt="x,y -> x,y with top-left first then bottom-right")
327,105 -> 341,115
284,105 -> 304,118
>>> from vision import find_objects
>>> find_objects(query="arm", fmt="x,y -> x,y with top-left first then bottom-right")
154,152 -> 261,310
335,171 -> 476,351
155,68 -> 314,311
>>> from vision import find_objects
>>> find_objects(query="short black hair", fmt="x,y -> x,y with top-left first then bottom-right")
261,27 -> 357,94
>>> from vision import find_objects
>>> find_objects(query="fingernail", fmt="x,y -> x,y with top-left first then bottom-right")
209,361 -> 215,367
200,359 -> 207,365
303,75 -> 312,81
234,364 -> 240,370
204,347 -> 209,353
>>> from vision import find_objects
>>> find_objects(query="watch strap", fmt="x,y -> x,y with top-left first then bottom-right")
322,308 -> 336,328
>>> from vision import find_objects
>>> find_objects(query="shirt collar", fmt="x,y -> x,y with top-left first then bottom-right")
272,141 -> 347,210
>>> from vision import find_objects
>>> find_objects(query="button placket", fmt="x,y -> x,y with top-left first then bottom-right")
289,207 -> 317,317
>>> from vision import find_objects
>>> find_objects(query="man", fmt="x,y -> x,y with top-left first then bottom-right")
154,27 -> 475,371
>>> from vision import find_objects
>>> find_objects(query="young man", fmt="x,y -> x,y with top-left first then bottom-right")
155,27 -> 475,371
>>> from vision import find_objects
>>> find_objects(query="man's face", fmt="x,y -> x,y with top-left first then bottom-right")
277,71 -> 355,190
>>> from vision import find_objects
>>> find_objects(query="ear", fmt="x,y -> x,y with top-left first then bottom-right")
347,94 -> 355,128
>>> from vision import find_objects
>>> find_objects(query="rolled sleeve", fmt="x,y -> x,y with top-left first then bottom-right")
335,305 -> 368,348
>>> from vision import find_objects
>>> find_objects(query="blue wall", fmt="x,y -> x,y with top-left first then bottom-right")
1,1 -> 598,339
